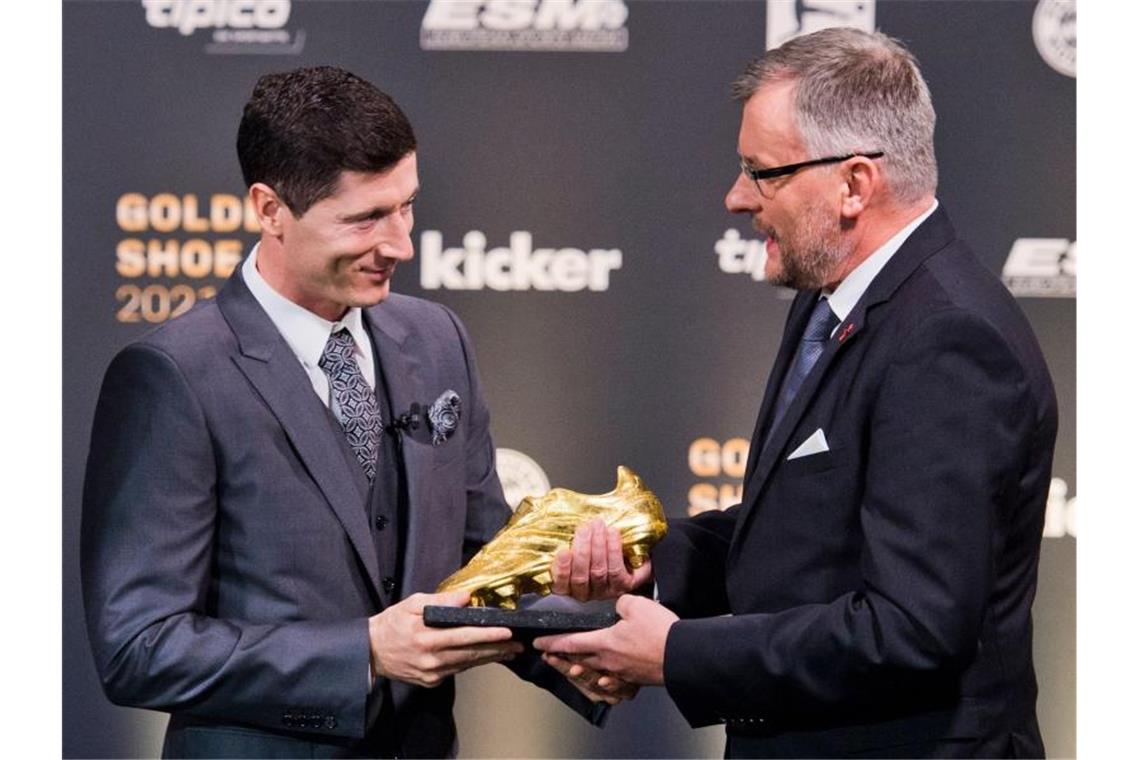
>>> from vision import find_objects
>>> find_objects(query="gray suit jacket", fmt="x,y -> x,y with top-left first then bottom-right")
81,268 -> 596,758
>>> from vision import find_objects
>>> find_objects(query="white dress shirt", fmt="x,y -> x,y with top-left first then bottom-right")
824,200 -> 939,332
242,244 -> 377,407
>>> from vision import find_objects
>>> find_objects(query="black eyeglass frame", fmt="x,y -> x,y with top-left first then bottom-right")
740,151 -> 885,185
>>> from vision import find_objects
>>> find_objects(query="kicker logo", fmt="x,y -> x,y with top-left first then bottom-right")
1001,238 -> 1076,298
421,0 -> 629,52
419,230 -> 622,292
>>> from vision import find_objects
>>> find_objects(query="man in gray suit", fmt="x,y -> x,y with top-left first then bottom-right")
81,66 -> 606,758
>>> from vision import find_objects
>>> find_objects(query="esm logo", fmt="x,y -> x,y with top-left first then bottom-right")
1002,238 -> 1076,298
421,0 -> 629,52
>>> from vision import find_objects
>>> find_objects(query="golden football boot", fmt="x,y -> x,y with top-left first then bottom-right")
437,466 -> 668,609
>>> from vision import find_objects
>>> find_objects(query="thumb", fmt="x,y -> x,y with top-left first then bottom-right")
615,593 -> 641,619
629,559 -> 653,588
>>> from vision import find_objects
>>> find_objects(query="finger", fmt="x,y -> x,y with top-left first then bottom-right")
541,652 -> 574,675
630,559 -> 654,590
533,629 -> 605,655
570,524 -> 592,600
432,641 -> 523,667
596,674 -> 639,699
589,520 -> 609,591
409,589 -> 471,613
423,625 -> 518,649
433,648 -> 521,679
551,549 -> 572,595
605,526 -> 626,589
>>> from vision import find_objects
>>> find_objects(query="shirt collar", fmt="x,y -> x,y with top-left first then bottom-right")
242,243 -> 370,369
825,199 -> 939,325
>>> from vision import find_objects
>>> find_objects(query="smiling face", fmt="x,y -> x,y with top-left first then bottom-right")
255,152 -> 419,321
725,81 -> 853,291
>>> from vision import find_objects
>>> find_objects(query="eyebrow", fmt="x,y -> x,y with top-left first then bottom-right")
336,187 -> 420,224
738,153 -> 766,169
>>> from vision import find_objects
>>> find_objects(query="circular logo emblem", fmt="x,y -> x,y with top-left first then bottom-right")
1033,0 -> 1076,78
495,448 -> 551,511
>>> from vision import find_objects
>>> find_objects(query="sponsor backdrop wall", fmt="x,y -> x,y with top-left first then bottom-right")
63,1 -> 1076,757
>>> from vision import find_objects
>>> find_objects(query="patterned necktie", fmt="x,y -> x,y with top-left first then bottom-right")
766,297 -> 839,446
319,329 -> 382,481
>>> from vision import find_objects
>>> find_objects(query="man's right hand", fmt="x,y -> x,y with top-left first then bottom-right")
551,518 -> 654,602
368,590 -> 523,688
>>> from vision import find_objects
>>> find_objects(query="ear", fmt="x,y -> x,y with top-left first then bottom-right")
248,182 -> 291,237
839,156 -> 879,220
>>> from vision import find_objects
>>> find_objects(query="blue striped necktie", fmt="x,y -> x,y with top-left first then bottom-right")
767,297 -> 838,446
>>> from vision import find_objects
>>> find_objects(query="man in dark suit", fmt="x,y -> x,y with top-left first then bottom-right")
82,66 -> 606,759
536,28 -> 1057,758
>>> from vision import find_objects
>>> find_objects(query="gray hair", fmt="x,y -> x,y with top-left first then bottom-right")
733,27 -> 937,204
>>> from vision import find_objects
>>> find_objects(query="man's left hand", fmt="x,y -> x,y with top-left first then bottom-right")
533,594 -> 679,685
541,652 -> 639,705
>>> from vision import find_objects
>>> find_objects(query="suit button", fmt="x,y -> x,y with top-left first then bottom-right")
324,716 -> 337,730
382,577 -> 397,593
375,515 -> 389,530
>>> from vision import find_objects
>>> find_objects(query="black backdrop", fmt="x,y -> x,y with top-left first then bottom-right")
62,1 -> 1075,756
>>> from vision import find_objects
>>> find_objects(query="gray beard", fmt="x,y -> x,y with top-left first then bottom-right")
768,201 -> 851,291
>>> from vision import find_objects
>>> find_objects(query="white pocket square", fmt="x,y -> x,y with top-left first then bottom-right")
788,428 -> 829,460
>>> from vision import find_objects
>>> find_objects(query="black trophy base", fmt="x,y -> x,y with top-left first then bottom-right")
423,605 -> 618,643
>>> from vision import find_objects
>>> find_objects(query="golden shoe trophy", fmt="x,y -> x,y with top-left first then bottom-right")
435,465 -> 667,610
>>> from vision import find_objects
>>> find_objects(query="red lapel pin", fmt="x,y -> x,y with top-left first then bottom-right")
837,322 -> 857,343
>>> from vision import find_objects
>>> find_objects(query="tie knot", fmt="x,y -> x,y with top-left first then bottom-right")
803,298 -> 837,343
320,329 -> 356,369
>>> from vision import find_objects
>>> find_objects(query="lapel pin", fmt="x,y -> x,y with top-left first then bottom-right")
837,323 -> 857,343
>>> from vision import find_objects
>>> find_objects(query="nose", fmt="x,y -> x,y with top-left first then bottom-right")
379,211 -> 416,261
725,172 -> 760,214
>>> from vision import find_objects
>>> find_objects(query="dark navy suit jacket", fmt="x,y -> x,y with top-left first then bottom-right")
653,207 -> 1057,758
81,268 -> 596,758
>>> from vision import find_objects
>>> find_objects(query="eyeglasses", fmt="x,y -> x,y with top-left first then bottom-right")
739,151 -> 884,197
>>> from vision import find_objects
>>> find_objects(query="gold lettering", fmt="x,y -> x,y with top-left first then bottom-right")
115,239 -> 146,277
116,193 -> 149,232
689,437 -> 721,477
146,239 -> 180,277
214,239 -> 243,277
150,193 -> 182,233
210,194 -> 243,232
722,438 -> 749,478
181,195 -> 209,233
180,239 -> 213,278
243,195 -> 261,232
687,483 -> 719,516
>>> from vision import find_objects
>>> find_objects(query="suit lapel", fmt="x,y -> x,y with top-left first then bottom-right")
743,291 -> 816,480
363,304 -> 433,597
217,270 -> 384,600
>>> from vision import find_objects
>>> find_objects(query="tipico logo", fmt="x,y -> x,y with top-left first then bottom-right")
766,0 -> 875,50
496,448 -> 552,511
420,0 -> 629,52
1001,238 -> 1076,298
715,229 -> 768,281
1033,0 -> 1076,78
140,0 -> 305,54
419,230 -> 622,292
